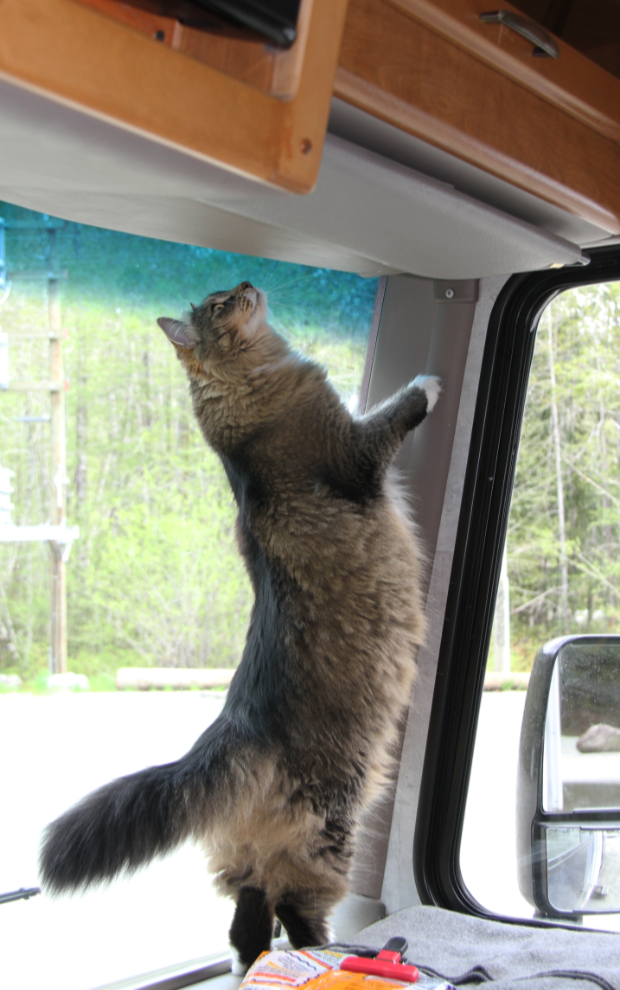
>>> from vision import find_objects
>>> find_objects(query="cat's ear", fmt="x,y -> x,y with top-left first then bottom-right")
157,317 -> 196,349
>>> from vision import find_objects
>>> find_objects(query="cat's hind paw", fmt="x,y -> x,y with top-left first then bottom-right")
230,947 -> 250,977
410,375 -> 442,413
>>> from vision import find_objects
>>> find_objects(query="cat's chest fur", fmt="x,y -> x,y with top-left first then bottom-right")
192,359 -> 350,509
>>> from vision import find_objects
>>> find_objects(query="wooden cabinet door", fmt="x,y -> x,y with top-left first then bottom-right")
336,0 -> 620,234
0,0 -> 349,193
388,0 -> 620,142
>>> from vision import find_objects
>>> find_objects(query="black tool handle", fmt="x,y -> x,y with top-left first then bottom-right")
381,937 -> 408,956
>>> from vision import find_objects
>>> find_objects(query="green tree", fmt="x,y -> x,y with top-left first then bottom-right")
506,282 -> 620,670
0,204 -> 378,685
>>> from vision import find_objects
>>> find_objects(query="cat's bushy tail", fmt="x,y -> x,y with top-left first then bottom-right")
39,754 -> 209,894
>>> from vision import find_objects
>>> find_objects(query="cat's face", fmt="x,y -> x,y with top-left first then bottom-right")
158,282 -> 267,368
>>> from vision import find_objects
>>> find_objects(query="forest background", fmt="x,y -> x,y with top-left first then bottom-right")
0,204 -> 377,689
503,279 -> 620,670
0,202 -> 619,689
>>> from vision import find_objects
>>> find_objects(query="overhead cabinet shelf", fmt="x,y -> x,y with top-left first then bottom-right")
335,0 -> 620,235
0,0 -> 348,193
0,0 -> 619,239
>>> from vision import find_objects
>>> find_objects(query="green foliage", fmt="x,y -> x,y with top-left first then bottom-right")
504,281 -> 620,671
0,203 -> 377,685
3,205 -> 619,687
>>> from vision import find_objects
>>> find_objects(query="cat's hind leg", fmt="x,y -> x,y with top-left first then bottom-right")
275,897 -> 331,950
229,886 -> 274,974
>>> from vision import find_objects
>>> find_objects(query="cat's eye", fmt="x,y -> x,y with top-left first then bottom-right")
213,303 -> 225,314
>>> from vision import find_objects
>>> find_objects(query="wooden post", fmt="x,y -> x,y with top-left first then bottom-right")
4,221 -> 73,674
48,229 -> 66,674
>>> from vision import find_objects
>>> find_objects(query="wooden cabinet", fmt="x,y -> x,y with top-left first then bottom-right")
335,0 -> 620,234
384,0 -> 620,143
0,0 -> 618,234
75,0 -> 314,100
0,0 -> 348,193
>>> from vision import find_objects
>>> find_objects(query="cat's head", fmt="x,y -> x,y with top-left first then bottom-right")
157,281 -> 267,372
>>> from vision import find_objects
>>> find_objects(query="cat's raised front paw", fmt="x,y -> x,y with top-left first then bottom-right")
410,375 -> 441,413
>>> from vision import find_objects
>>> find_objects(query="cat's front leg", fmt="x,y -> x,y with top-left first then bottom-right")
316,376 -> 440,503
360,375 -> 441,465
407,375 -> 442,418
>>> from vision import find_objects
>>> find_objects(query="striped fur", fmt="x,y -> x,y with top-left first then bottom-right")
39,282 -> 438,969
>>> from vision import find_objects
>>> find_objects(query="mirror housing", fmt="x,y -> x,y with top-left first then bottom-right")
517,635 -> 620,917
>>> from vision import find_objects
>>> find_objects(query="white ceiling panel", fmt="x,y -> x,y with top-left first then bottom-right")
0,78 -> 588,278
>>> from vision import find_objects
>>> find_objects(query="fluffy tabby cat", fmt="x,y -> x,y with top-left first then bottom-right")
39,281 -> 440,970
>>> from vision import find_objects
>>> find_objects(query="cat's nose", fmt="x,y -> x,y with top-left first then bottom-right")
239,282 -> 253,291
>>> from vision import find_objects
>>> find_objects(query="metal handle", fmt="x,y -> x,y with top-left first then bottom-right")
480,10 -> 559,59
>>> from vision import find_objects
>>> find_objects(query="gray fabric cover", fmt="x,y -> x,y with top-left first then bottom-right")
0,81 -> 586,279
353,905 -> 619,989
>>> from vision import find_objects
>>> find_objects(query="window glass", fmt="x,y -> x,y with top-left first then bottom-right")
544,645 -> 620,814
0,202 -> 379,990
460,281 -> 620,932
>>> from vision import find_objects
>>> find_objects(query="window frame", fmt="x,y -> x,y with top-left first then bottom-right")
413,245 -> 620,919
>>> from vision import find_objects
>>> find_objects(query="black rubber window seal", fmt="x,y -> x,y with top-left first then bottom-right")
413,245 -> 620,919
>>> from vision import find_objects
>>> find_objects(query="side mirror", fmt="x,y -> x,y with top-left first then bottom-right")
517,635 -> 620,918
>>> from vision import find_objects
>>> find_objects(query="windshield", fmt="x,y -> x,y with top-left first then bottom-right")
0,203 -> 379,989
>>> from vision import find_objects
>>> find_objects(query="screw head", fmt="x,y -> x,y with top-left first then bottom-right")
445,288 -> 455,299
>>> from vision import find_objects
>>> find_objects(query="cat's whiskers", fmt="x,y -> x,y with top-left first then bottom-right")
256,271 -> 291,294
267,274 -> 315,298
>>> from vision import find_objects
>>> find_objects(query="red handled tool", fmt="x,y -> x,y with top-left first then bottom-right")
340,938 -> 419,983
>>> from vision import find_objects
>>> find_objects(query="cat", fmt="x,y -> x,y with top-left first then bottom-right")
39,281 -> 440,971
